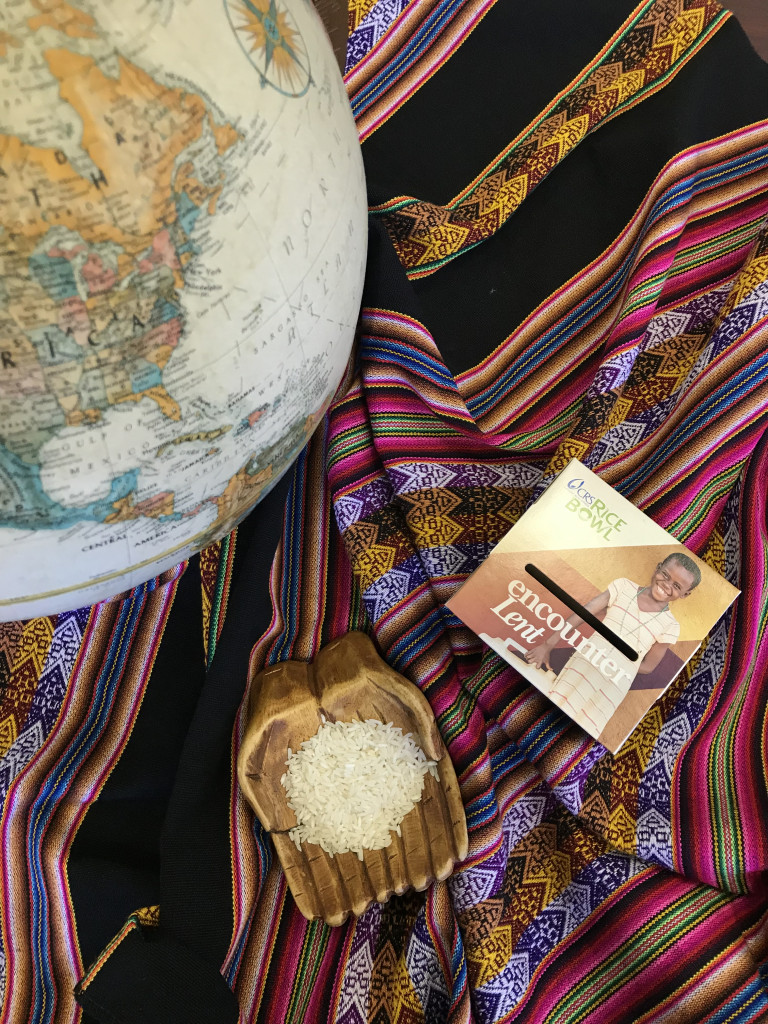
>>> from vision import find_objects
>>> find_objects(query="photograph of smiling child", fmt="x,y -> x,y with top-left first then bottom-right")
525,552 -> 701,736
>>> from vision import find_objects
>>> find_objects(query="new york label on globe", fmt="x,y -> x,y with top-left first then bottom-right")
0,0 -> 368,619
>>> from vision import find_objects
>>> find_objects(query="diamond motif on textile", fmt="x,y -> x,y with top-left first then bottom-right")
406,916 -> 449,1021
512,856 -> 638,986
560,880 -> 592,925
552,778 -> 585,816
418,545 -> 467,579
0,716 -> 17,759
643,309 -> 692,349
0,719 -> 45,798
422,981 -> 449,1024
591,60 -> 622,90
473,953 -> 531,1020
26,614 -> 86,730
448,464 -> 505,488
678,340 -> 715,395
336,919 -> 379,1024
364,568 -> 414,621
459,898 -> 505,949
589,349 -> 638,394
589,853 -> 643,902
450,795 -> 557,917
401,487 -> 460,516
335,495 -> 366,532
346,27 -> 374,70
638,758 -> 673,815
646,712 -> 692,775
450,862 -> 507,914
711,302 -> 761,354
636,808 -> 673,868
723,520 -> 740,584
683,284 -> 731,331
525,907 -> 572,959
358,477 -> 398,518
592,420 -> 646,462
354,541 -> 397,592
405,512 -> 463,549
337,903 -> 382,1021
389,463 -> 457,495
345,0 -> 413,72
503,790 -> 556,853
490,463 -> 543,490
750,278 -> 768,320
552,742 -> 607,815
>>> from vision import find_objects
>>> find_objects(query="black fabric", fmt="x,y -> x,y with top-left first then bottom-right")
364,15 -> 768,378
75,926 -> 240,1024
69,556 -> 207,967
72,473 -> 292,1023
362,0 -> 643,203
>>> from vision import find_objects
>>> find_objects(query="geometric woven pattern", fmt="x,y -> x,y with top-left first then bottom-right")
369,0 -> 731,276
2,1 -> 768,1021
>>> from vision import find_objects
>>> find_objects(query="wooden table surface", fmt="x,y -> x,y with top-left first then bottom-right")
727,0 -> 768,60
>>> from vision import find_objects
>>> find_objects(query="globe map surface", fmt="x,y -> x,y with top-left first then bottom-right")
0,0 -> 368,620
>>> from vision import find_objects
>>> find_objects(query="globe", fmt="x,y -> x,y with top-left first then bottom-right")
0,0 -> 368,620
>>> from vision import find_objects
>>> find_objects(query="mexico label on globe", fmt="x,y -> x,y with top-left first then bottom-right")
0,0 -> 368,619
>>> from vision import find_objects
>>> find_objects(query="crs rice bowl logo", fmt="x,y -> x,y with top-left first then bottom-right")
564,478 -> 626,541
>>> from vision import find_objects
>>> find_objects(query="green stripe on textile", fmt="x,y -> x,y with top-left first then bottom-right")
500,402 -> 584,450
708,677 -> 747,894
667,462 -> 746,539
706,491 -> 768,892
284,918 -> 331,1023
369,414 -> 467,435
621,220 -> 763,319
544,885 -> 732,1023
207,531 -> 235,667
437,689 -> 478,746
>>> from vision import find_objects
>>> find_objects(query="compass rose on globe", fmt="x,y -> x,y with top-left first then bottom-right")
224,0 -> 312,96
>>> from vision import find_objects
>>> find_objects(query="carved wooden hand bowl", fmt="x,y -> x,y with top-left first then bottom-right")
237,632 -> 468,926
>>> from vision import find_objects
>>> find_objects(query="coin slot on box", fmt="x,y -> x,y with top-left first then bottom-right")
524,563 -> 638,662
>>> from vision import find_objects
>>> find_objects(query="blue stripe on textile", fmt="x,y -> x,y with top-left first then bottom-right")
464,788 -> 499,830
224,917 -> 251,989
225,819 -> 273,988
450,928 -> 468,1011
28,581 -> 157,1024
707,976 -> 768,1023
361,336 -> 458,389
649,143 -> 768,225
271,446 -> 310,665
489,741 -> 526,784
350,0 -> 471,118
388,607 -> 446,674
515,709 -> 571,762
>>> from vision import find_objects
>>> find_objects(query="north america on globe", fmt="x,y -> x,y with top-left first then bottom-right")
0,0 -> 368,618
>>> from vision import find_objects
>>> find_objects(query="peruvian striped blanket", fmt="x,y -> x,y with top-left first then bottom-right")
2,1 -> 768,1022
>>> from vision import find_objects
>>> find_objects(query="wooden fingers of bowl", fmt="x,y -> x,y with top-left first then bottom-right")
237,631 -> 468,926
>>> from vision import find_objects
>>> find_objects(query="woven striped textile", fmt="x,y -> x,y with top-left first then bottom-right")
0,1 -> 767,1022
232,3 -> 768,1021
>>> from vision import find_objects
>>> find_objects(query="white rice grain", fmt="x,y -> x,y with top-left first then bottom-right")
281,719 -> 438,860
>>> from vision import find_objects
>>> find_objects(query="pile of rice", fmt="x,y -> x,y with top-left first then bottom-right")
281,718 -> 439,860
